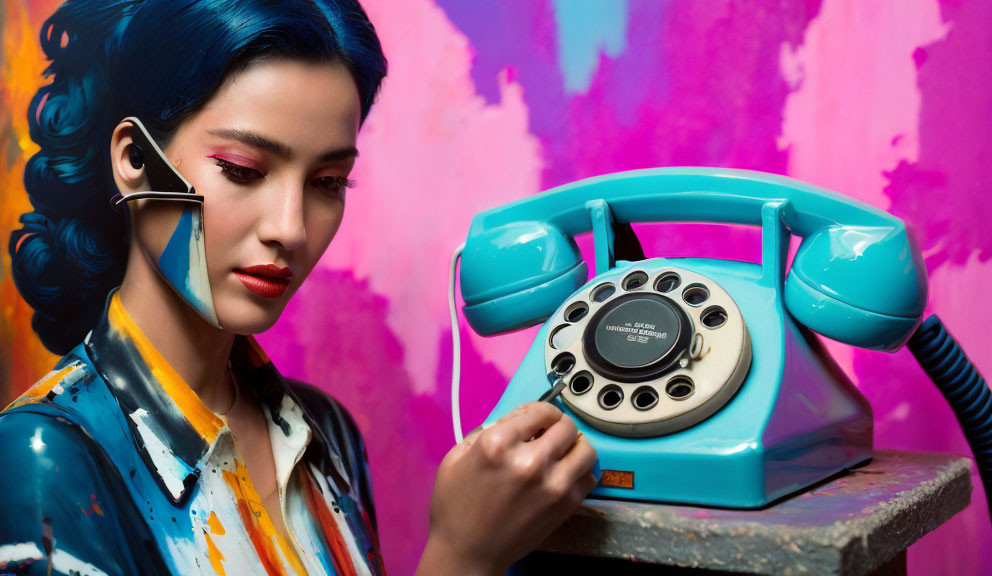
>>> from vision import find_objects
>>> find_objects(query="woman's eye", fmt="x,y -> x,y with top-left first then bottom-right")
314,176 -> 355,198
213,158 -> 263,183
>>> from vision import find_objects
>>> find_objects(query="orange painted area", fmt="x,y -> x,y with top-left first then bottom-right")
0,0 -> 63,405
1,363 -> 79,412
107,291 -> 224,442
208,510 -> 226,535
203,529 -> 227,576
90,494 -> 104,517
304,468 -> 358,576
600,470 -> 635,489
222,459 -> 306,576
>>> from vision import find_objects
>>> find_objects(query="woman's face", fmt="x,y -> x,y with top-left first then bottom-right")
124,58 -> 361,333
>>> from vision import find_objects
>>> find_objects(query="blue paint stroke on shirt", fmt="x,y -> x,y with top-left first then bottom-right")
158,206 -> 208,314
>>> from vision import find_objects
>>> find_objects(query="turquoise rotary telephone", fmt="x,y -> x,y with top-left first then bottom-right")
449,167 -> 938,507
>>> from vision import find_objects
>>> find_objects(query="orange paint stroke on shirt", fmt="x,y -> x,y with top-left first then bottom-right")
304,467 -> 358,576
203,529 -> 227,576
208,511 -> 226,535
222,459 -> 306,576
91,494 -> 104,516
2,363 -> 79,412
107,291 -> 224,442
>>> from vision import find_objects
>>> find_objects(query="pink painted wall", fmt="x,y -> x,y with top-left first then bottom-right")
3,1 -> 990,574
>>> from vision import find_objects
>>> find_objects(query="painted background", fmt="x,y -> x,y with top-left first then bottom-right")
2,0 -> 990,574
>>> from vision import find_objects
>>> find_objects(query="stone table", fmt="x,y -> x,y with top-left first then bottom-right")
515,450 -> 973,575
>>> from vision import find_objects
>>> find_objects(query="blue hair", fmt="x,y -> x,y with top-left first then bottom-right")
9,0 -> 387,354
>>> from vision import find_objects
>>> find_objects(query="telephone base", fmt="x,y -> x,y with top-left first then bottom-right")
484,259 -> 873,508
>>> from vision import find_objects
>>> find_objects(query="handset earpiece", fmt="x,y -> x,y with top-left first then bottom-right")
461,222 -> 588,336
110,117 -> 204,211
784,224 -> 927,351
112,116 -> 220,329
128,144 -> 145,169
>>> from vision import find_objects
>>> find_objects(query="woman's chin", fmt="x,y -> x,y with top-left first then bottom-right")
214,295 -> 289,335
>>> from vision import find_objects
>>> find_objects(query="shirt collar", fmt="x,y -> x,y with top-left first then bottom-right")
84,286 -> 312,505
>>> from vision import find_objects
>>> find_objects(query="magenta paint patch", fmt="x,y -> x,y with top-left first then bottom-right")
885,0 -> 992,269
870,2 -> 992,574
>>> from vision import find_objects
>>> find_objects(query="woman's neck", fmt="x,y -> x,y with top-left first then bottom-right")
118,245 -> 236,414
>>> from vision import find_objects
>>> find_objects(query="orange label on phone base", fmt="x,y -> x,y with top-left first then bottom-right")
600,470 -> 634,489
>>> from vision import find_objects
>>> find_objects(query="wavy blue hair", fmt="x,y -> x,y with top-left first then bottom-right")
9,0 -> 387,354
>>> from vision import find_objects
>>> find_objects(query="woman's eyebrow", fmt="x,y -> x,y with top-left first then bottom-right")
318,147 -> 360,162
208,128 -> 293,158
207,128 -> 358,162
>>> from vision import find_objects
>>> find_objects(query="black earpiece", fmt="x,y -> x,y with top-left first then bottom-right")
128,144 -> 145,170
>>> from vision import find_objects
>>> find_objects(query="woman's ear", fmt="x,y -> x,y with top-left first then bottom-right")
110,120 -> 148,195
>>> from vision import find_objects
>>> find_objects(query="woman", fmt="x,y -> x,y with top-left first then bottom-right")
0,1 -> 599,575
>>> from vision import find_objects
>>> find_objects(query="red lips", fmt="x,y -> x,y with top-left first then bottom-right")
234,264 -> 293,298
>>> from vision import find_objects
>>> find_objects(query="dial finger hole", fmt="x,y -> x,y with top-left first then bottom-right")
591,283 -> 616,303
690,333 -> 704,360
701,305 -> 728,329
622,271 -> 649,290
654,272 -> 681,293
569,371 -> 594,395
549,324 -> 581,349
551,352 -> 576,375
682,284 -> 710,306
565,301 -> 589,322
632,386 -> 659,411
666,377 -> 695,400
598,385 -> 624,410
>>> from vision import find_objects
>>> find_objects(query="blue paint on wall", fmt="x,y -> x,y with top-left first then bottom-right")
552,0 -> 629,93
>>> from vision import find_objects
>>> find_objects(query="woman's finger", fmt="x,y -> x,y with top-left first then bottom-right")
529,411 -> 580,461
542,434 -> 599,506
575,471 -> 599,498
499,401 -> 564,443
555,432 -> 598,480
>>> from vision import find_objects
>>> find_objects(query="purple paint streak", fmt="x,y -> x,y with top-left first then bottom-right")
439,0 -> 821,268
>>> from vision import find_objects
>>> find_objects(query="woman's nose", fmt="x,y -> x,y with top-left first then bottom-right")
257,180 -> 307,252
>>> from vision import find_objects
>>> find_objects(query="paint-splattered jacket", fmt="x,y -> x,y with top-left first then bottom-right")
0,287 -> 386,576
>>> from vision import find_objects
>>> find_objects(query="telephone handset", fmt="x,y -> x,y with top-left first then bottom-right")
459,167 -> 926,349
450,167 -> 944,507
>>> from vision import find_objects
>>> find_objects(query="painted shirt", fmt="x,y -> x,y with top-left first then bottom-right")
0,287 -> 387,576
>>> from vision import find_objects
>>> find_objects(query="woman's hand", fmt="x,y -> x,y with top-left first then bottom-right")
416,401 -> 599,576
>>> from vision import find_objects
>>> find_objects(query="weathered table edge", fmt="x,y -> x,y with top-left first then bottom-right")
537,450 -> 973,575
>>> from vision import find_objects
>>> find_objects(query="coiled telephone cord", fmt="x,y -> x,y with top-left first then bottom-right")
908,315 -> 992,520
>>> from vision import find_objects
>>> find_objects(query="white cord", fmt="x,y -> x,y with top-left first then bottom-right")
449,242 -> 466,444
